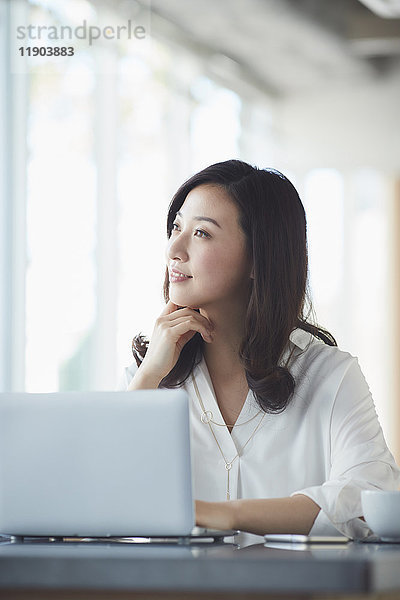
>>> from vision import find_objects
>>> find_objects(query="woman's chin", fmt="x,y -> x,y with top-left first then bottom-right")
170,293 -> 202,310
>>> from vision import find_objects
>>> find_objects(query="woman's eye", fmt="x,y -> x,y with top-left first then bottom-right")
195,229 -> 210,238
171,223 -> 210,239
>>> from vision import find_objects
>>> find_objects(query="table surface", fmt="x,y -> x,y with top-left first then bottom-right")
1,536 -> 400,595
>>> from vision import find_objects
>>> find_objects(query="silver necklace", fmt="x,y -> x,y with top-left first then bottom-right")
192,373 -> 266,501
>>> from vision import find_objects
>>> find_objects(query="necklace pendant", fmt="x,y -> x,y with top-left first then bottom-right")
226,465 -> 231,501
201,410 -> 213,424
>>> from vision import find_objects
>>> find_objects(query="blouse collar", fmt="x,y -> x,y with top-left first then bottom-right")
191,328 -> 314,439
288,327 -> 315,350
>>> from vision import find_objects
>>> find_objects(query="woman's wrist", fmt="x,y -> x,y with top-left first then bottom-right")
127,368 -> 162,390
229,499 -> 241,530
195,500 -> 237,530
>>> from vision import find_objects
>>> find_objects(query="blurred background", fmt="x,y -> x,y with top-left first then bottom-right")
0,0 -> 399,461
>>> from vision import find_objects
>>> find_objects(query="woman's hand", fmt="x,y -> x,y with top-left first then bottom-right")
195,500 -> 236,531
139,300 -> 214,383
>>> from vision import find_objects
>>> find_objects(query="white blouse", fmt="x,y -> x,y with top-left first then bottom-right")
117,327 -> 400,547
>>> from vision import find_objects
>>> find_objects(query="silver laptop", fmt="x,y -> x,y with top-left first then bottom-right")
0,389 -> 236,541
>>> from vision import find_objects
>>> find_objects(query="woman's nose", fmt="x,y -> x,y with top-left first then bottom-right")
166,233 -> 188,261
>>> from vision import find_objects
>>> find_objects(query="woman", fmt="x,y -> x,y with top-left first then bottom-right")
118,159 -> 400,546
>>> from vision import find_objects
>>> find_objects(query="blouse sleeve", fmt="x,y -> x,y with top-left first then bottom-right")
115,362 -> 139,391
291,356 -> 400,539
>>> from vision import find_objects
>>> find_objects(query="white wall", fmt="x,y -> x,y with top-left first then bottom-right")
275,70 -> 400,457
278,66 -> 400,174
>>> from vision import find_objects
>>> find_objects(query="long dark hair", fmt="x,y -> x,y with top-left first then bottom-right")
132,159 -> 336,413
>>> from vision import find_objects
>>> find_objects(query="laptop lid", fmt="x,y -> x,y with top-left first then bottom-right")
0,389 -> 195,537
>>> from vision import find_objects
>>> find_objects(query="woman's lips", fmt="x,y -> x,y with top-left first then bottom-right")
170,273 -> 192,283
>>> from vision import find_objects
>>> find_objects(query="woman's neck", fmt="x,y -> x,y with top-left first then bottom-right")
198,302 -> 248,381
203,337 -> 245,383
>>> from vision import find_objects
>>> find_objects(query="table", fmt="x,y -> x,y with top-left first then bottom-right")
1,536 -> 400,599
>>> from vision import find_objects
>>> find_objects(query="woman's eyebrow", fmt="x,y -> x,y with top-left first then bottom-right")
176,211 -> 221,229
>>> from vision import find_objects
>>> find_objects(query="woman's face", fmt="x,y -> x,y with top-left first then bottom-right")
165,184 -> 253,310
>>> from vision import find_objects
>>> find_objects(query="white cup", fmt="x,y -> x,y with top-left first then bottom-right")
361,490 -> 400,541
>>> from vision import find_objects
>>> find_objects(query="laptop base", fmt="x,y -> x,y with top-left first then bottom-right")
5,529 -> 238,545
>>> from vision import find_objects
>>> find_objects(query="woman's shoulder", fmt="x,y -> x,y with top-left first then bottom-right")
287,328 -> 373,419
289,327 -> 361,385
